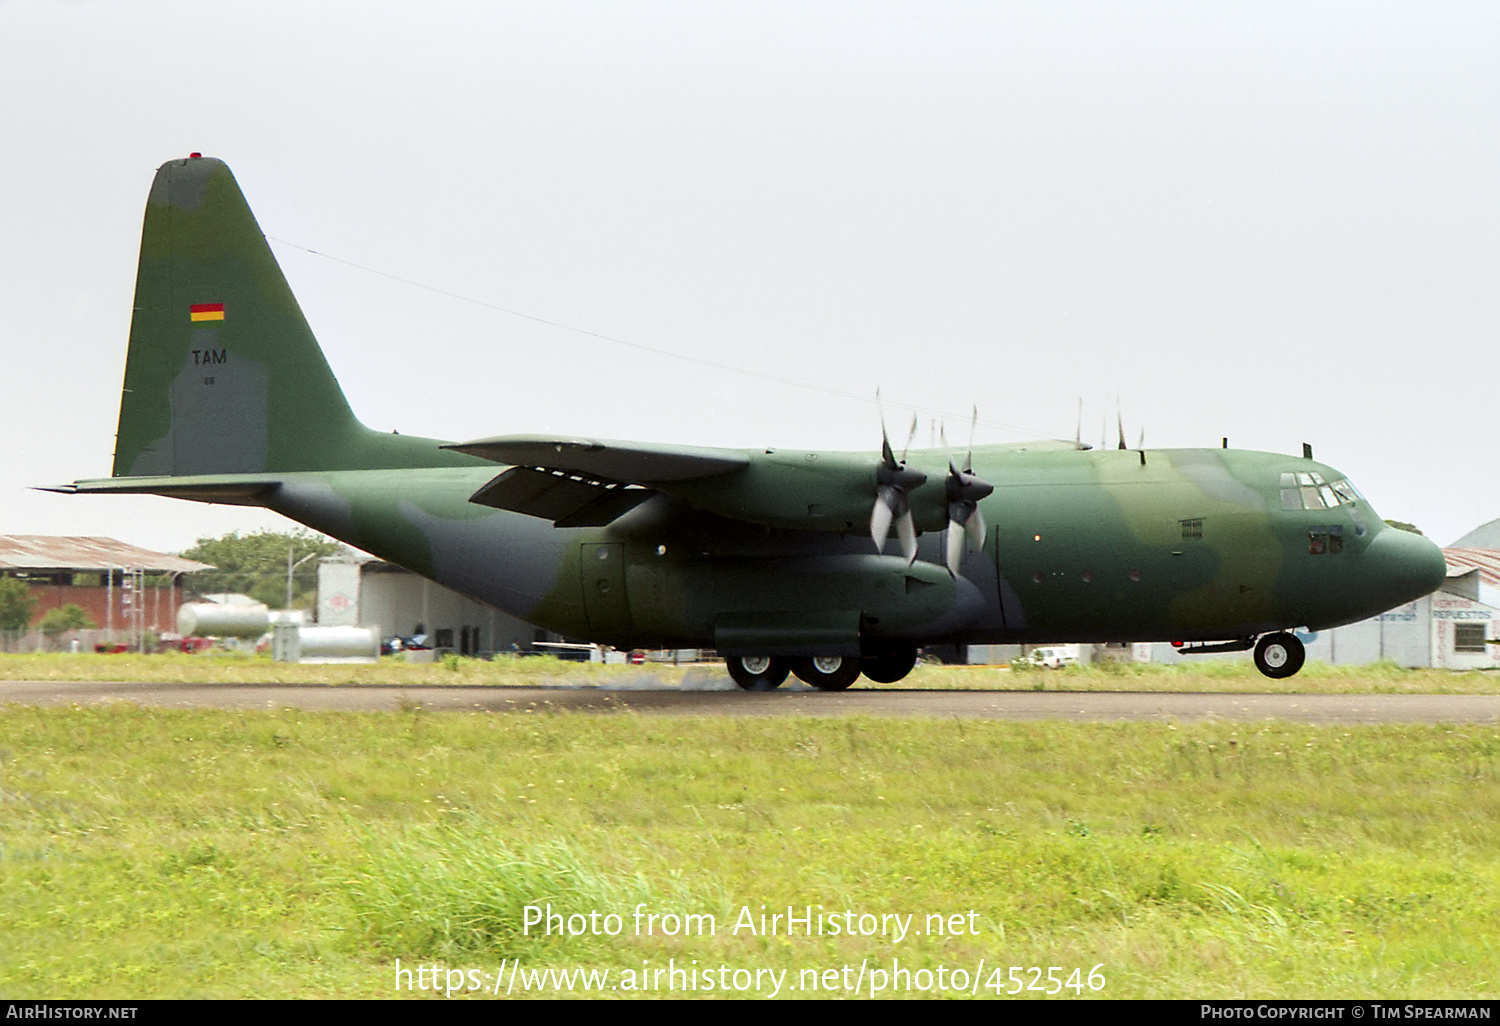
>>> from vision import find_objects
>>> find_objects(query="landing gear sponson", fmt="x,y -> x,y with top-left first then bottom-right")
725,646 -> 919,691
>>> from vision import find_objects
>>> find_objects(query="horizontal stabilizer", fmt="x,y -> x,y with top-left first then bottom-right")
444,435 -> 749,483
469,466 -> 656,527
41,475 -> 282,506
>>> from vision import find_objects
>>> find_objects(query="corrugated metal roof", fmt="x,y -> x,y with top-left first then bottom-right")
1443,547 -> 1500,587
0,536 -> 211,574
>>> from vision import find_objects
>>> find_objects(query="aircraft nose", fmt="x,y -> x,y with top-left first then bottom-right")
1367,526 -> 1448,608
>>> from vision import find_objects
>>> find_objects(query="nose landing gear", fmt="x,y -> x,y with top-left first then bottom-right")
1253,632 -> 1306,679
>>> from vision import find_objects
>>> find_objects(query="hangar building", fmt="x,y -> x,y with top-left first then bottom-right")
316,555 -> 539,656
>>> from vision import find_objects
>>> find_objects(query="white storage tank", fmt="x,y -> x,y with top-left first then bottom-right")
295,625 -> 381,663
177,603 -> 303,638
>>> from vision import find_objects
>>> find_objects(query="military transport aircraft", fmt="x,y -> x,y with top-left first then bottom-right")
52,156 -> 1448,687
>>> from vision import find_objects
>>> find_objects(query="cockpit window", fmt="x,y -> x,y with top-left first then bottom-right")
1308,525 -> 1344,555
1280,473 -> 1362,512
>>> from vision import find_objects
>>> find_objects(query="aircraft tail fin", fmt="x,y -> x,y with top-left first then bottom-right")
112,155 -> 472,478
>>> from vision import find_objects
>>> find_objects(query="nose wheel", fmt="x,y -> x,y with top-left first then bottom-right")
1253,632 -> 1305,679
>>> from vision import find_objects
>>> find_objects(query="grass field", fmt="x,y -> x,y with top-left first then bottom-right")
1,651 -> 1498,694
2,677 -> 1497,999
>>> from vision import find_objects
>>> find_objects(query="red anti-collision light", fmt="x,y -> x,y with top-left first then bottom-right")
189,152 -> 202,159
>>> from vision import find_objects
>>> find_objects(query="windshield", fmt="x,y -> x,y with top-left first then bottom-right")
1278,471 -> 1363,512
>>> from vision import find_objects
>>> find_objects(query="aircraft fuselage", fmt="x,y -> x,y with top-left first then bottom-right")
257,443 -> 1442,655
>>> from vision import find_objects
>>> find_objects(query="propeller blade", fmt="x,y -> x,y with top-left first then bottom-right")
966,405 -> 978,472
877,387 -> 895,464
967,506 -> 986,550
870,494 -> 895,551
945,522 -> 965,577
945,505 -> 989,576
1117,403 -> 1127,450
896,511 -> 918,564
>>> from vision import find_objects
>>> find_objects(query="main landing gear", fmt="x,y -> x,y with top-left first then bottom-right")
724,655 -> 790,691
1253,632 -> 1306,679
725,646 -> 919,691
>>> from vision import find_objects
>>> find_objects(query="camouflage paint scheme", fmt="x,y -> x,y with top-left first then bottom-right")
59,157 -> 1447,677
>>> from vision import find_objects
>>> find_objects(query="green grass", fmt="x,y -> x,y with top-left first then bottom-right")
1,706 -> 1496,998
0,651 -> 1496,694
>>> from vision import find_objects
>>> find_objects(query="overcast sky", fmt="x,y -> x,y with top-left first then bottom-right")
3,1 -> 1497,553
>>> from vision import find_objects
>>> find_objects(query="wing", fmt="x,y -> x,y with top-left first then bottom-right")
445,433 -> 1082,531
443,435 -> 749,482
443,435 -> 750,527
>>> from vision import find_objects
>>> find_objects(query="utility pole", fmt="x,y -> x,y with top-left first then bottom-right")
286,547 -> 316,610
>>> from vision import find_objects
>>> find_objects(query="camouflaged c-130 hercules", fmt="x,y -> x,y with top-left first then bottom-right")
52,155 -> 1448,688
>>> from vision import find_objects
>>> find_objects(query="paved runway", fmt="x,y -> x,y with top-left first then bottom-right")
3,680 -> 1497,724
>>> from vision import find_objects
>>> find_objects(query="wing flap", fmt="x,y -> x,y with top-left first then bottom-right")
468,466 -> 656,526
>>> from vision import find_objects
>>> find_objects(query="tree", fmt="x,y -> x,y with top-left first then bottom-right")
0,577 -> 38,631
1384,520 -> 1424,536
179,530 -> 349,609
38,604 -> 95,637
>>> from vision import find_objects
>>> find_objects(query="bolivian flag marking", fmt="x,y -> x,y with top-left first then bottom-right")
190,303 -> 225,322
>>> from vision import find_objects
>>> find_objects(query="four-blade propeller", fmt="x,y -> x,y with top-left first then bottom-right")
870,413 -> 926,564
944,456 -> 992,577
